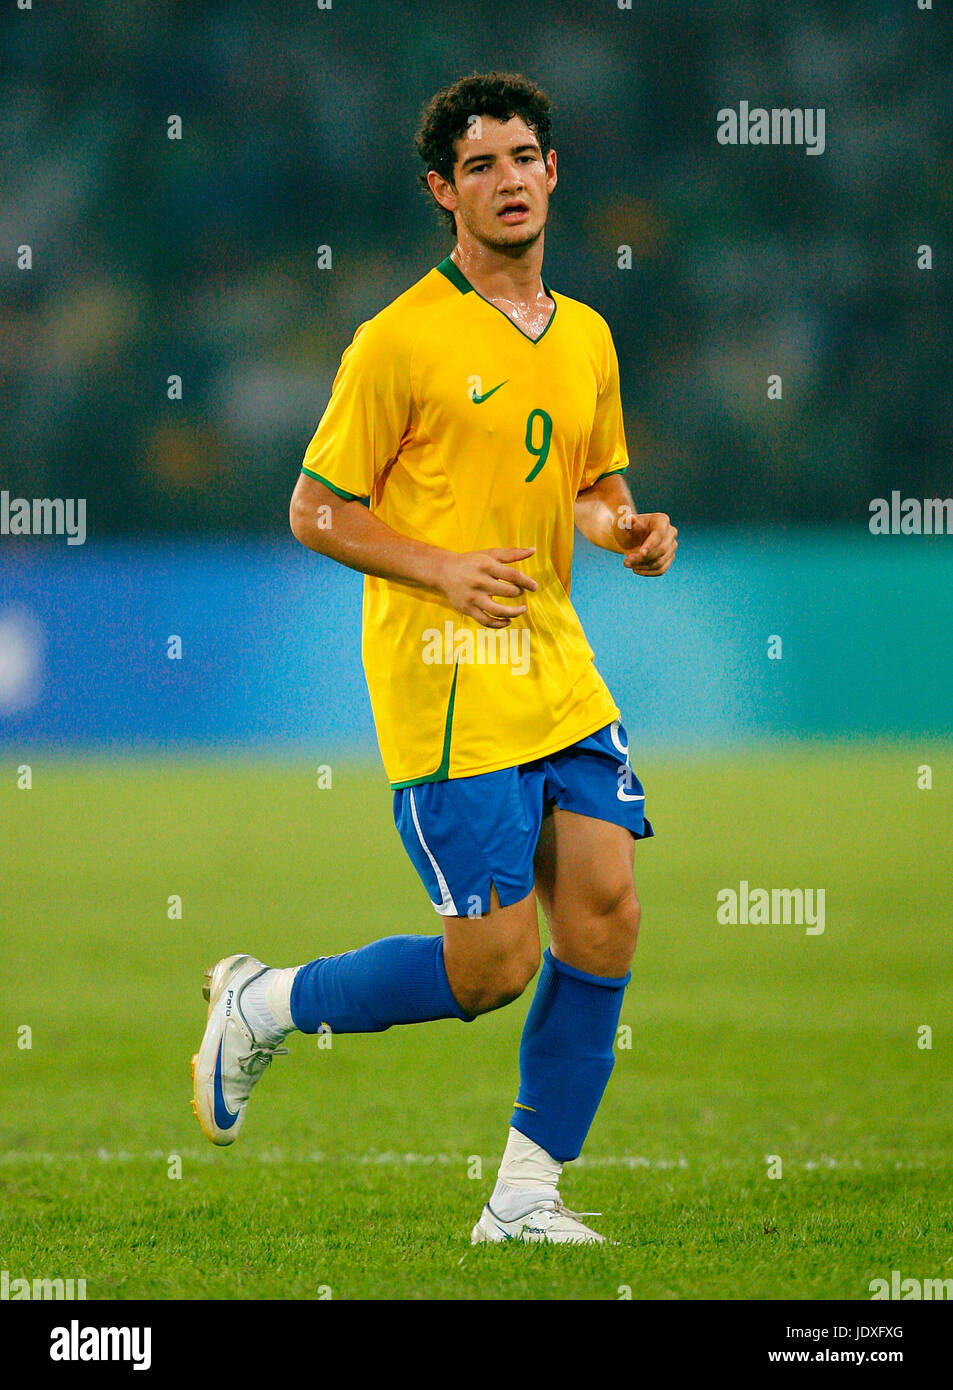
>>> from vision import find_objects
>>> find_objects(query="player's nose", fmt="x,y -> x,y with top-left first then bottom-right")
497,161 -> 525,189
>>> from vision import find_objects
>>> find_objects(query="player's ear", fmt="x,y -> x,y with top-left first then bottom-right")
426,169 -> 457,215
545,148 -> 557,194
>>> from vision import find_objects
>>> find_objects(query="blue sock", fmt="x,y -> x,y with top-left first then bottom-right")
289,934 -> 472,1034
510,948 -> 630,1162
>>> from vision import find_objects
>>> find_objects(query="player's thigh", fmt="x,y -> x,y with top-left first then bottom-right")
534,808 -> 639,976
442,884 -> 541,1014
393,765 -> 546,1012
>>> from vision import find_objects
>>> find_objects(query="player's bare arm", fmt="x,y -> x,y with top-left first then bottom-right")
290,470 -> 537,627
574,470 -> 678,575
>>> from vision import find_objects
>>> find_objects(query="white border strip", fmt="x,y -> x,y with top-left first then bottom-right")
409,787 -> 458,915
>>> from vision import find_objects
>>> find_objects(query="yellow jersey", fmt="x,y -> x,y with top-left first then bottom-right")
301,255 -> 629,787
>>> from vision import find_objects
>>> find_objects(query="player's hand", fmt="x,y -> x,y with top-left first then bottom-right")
436,548 -> 538,628
617,511 -> 678,576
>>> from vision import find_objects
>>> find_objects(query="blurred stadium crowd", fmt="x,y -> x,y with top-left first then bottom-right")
1,0 -> 949,535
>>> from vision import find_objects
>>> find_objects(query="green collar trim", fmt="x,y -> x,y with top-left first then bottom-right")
436,255 -> 472,295
435,254 -> 557,346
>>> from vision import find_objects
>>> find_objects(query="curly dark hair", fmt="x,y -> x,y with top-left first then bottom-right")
415,72 -> 553,234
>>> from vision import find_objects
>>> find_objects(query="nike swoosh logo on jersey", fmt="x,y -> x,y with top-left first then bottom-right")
617,788 -> 645,803
213,1036 -> 240,1130
471,380 -> 508,404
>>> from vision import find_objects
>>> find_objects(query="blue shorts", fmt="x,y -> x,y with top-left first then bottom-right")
393,720 -> 653,917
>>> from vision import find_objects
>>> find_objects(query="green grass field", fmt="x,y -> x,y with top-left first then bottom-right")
2,744 -> 951,1300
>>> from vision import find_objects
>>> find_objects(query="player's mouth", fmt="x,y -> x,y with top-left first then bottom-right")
498,201 -> 530,224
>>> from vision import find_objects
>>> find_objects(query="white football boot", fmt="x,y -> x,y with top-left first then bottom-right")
191,953 -> 289,1146
471,1193 -> 607,1244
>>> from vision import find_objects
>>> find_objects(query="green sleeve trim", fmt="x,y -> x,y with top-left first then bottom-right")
390,663 -> 459,789
300,466 -> 368,502
575,465 -> 629,499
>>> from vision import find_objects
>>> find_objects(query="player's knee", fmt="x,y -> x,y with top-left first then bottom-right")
628,888 -> 642,946
494,943 -> 541,1008
611,885 -> 640,962
455,939 -> 541,1016
580,885 -> 640,976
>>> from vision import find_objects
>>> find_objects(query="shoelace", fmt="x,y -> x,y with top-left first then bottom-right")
237,1042 -> 289,1075
539,1196 -> 602,1222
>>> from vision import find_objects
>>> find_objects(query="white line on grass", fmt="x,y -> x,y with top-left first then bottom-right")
0,1149 -> 690,1167
0,1149 -> 905,1169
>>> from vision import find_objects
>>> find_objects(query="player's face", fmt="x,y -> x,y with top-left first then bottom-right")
446,116 -> 557,250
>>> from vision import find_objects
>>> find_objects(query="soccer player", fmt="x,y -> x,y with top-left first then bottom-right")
191,72 -> 677,1244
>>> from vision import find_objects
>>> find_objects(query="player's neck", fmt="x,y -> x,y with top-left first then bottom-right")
450,235 -> 548,309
